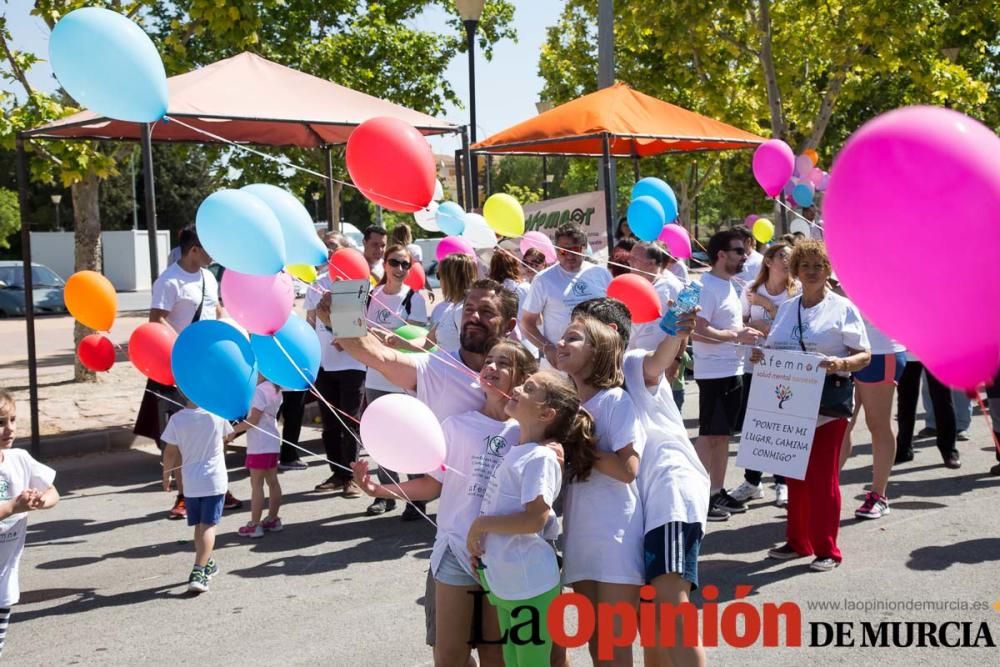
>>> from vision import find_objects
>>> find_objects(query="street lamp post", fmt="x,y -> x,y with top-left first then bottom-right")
457,0 -> 485,209
311,191 -> 321,222
50,194 -> 62,231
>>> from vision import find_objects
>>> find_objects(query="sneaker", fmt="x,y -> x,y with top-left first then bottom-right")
168,495 -> 186,520
707,494 -> 731,522
956,431 -> 970,442
894,448 -> 914,464
810,557 -> 840,572
774,483 -> 789,508
223,491 -> 242,510
314,476 -> 341,491
943,453 -> 962,469
713,490 -> 747,514
203,559 -> 220,579
238,522 -> 264,538
728,481 -> 764,503
188,568 -> 209,593
342,481 -> 362,499
916,427 -> 937,438
401,501 -> 426,522
262,517 -> 283,532
767,544 -> 804,561
855,491 -> 890,520
279,459 -> 309,471
366,498 -> 396,515
991,463 -> 1000,476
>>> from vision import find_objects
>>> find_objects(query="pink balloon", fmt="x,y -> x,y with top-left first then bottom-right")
825,106 -> 1000,390
744,214 -> 757,228
752,139 -> 795,197
220,269 -> 294,335
817,172 -> 831,192
658,224 -> 692,259
808,167 -> 824,186
435,235 -> 476,262
794,154 -> 813,178
519,231 -> 556,264
360,393 -> 446,473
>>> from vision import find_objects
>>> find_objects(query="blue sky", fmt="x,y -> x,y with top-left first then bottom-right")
1,0 -> 565,153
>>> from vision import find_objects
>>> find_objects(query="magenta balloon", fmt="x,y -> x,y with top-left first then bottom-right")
435,235 -> 476,262
794,154 -> 813,178
744,214 -> 757,228
752,139 -> 795,197
825,106 -> 1000,390
220,269 -> 294,335
657,224 -> 692,260
519,231 -> 556,264
817,172 -> 831,192
359,393 -> 446,473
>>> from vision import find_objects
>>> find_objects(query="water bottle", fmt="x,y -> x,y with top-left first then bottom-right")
659,281 -> 702,336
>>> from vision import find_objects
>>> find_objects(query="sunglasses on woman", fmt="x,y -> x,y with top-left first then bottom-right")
386,258 -> 411,270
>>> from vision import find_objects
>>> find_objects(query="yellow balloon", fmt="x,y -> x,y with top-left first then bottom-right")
483,193 -> 525,238
752,219 -> 775,244
286,264 -> 318,284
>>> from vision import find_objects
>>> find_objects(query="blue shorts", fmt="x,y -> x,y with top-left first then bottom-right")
854,352 -> 906,385
186,494 -> 225,527
432,545 -> 479,587
644,522 -> 703,590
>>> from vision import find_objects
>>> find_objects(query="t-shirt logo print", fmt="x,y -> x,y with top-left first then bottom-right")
0,479 -> 8,500
571,281 -> 589,297
376,309 -> 392,325
484,435 -> 508,456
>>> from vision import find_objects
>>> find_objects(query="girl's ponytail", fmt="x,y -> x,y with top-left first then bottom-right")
562,408 -> 598,483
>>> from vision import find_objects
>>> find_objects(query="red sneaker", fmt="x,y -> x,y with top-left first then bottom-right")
223,491 -> 242,510
168,496 -> 186,520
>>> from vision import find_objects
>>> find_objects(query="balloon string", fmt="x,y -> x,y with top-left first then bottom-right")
773,197 -> 824,230
971,392 -> 1000,457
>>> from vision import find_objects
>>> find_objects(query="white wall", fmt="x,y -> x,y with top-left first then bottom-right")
30,230 -> 169,291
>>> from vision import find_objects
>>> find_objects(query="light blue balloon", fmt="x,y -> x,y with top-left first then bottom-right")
627,196 -> 666,242
196,190 -> 286,275
172,321 -> 257,420
436,201 -> 467,236
241,184 -> 328,266
250,314 -> 321,391
49,8 -> 168,123
792,183 -> 815,208
632,177 -> 678,223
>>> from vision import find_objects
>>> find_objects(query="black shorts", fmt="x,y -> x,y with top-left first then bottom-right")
696,375 -> 743,436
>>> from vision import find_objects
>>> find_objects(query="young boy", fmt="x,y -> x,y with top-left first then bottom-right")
161,396 -> 232,594
0,389 -> 59,657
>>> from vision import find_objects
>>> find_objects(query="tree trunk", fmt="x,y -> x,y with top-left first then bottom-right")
331,181 -> 343,230
756,0 -> 787,140
801,61 -> 851,151
72,174 -> 102,383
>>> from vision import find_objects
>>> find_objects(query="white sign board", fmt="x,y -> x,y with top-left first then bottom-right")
522,191 -> 609,255
736,349 -> 825,480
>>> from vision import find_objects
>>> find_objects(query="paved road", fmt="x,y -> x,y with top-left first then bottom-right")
10,394 -> 1000,665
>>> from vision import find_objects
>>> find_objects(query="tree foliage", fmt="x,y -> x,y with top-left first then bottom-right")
0,188 -> 19,249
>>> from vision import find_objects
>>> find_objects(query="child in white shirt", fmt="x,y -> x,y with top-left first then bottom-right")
227,377 -> 284,538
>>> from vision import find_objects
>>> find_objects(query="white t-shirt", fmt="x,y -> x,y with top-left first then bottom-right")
480,442 -> 562,600
734,250 -> 764,294
766,293 -> 871,367
622,351 -> 709,532
562,387 -> 645,586
305,274 -> 366,373
365,285 -> 428,393
629,272 -> 684,352
503,278 -> 539,358
246,382 -> 282,455
413,351 -> 485,422
161,408 -> 233,498
150,263 -> 219,333
693,272 -> 745,379
523,263 -> 612,344
740,282 -> 797,372
429,300 -> 463,353
668,260 -> 689,285
0,449 -> 56,607
428,412 -> 519,583
406,243 -> 423,264
862,318 -> 905,356
369,259 -> 384,281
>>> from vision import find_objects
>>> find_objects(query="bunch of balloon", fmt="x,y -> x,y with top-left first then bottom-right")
65,271 -> 118,373
627,177 -> 679,242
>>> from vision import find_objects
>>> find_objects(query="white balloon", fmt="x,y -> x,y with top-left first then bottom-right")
433,179 -> 444,201
413,201 -> 441,232
789,218 -> 811,236
462,213 -> 498,249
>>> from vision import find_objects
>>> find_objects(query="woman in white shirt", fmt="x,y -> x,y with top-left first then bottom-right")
556,314 -> 644,666
488,249 -> 539,358
751,240 -> 870,572
353,341 -> 538,667
428,253 -> 477,353
363,244 -> 429,517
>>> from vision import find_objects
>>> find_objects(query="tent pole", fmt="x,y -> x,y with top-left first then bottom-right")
485,155 -> 493,198
461,128 -> 474,211
15,137 -> 41,458
601,133 -> 616,250
141,123 -> 160,282
325,146 -> 336,232
454,150 -> 465,209
632,155 -> 640,181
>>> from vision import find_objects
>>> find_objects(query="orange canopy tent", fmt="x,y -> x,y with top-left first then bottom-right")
471,82 -> 765,241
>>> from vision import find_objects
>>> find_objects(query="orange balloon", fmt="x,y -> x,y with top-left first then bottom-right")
804,148 -> 819,166
65,270 -> 117,331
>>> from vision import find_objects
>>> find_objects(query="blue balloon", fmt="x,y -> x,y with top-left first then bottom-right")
241,184 -> 327,267
632,177 -> 678,223
436,201 -> 467,236
172,321 -> 258,420
49,8 -> 168,123
627,196 -> 666,242
250,314 -> 321,390
792,183 -> 815,208
196,190 -> 287,275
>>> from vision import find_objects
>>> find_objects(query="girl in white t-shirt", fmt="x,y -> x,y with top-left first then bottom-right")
428,253 -> 477,354
353,341 -> 537,667
556,314 -> 644,666
467,369 -> 594,667
227,376 -> 284,538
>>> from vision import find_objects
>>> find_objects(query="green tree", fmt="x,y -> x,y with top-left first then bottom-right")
0,188 -> 18,248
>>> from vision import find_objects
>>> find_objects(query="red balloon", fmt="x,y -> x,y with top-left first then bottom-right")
404,262 -> 426,291
346,117 -> 436,212
328,248 -> 371,281
607,274 -> 662,324
77,334 -> 115,372
129,322 -> 177,385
